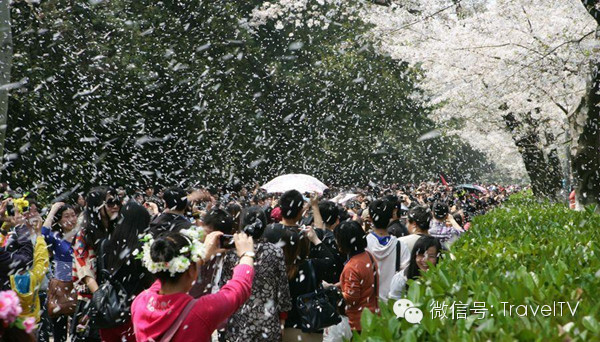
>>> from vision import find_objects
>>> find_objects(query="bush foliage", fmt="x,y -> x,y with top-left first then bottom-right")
357,193 -> 600,341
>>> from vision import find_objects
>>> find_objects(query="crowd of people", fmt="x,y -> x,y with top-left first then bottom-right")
0,181 -> 517,342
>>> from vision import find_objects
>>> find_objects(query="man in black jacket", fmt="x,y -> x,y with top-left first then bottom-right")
315,200 -> 345,283
148,187 -> 192,236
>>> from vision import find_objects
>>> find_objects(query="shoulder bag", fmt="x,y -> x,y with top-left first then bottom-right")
91,239 -> 130,329
296,259 -> 342,333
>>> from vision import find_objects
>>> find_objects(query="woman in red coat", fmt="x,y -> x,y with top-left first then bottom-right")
335,221 -> 379,331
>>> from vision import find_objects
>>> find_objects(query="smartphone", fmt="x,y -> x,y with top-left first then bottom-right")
219,234 -> 235,249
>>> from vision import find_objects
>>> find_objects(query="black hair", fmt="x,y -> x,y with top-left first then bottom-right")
51,204 -> 76,232
264,206 -> 273,224
383,194 -> 398,204
240,206 -> 267,239
105,201 -> 151,272
384,194 -> 402,218
432,201 -> 449,220
345,200 -> 359,210
226,202 -> 242,228
405,235 -> 442,281
82,186 -> 119,252
407,206 -> 432,231
452,212 -> 464,228
368,199 -> 394,229
334,221 -> 367,256
162,187 -> 187,211
318,201 -> 339,226
150,232 -> 193,283
252,193 -> 266,204
338,204 -> 350,223
279,190 -> 305,220
203,208 -> 234,234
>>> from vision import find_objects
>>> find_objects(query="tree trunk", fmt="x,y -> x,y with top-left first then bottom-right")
0,0 -> 11,162
503,112 -> 562,200
570,58 -> 600,207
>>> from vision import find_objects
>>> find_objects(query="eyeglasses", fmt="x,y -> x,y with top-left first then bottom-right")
105,198 -> 121,208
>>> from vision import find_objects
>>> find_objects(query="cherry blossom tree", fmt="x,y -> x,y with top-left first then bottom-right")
364,0 -> 599,200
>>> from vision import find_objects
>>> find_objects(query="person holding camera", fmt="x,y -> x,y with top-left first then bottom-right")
96,201 -> 154,341
147,187 -> 214,236
215,206 -> 292,342
263,222 -> 335,341
189,208 -> 236,297
131,231 -> 255,342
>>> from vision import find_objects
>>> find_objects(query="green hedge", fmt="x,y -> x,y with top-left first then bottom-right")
356,193 -> 600,341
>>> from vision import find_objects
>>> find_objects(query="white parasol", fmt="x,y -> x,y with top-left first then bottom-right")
261,174 -> 328,194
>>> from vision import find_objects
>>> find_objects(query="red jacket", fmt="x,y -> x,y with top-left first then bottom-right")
340,251 -> 379,331
131,264 -> 254,342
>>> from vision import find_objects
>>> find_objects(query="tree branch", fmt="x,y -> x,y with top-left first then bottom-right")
383,1 -> 461,34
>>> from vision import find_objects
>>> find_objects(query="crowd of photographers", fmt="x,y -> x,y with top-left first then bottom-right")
0,181 -> 517,341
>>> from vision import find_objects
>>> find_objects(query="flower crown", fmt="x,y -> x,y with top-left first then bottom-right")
134,226 -> 206,276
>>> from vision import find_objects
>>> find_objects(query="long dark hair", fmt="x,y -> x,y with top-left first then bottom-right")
240,206 -> 267,240
105,201 -> 151,272
263,225 -> 310,280
82,186 -> 118,253
227,202 -> 243,228
405,235 -> 442,281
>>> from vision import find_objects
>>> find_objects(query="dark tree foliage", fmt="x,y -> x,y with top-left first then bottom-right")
4,0 -> 494,196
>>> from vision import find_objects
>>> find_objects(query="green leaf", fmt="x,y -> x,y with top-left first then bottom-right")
361,308 -> 375,334
402,329 -> 417,342
407,281 -> 421,304
583,316 -> 600,333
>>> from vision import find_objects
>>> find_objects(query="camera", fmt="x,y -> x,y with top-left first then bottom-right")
242,220 -> 262,238
219,234 -> 235,249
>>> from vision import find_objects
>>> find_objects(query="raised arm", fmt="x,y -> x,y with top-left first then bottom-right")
43,202 -> 64,231
310,193 -> 324,229
30,236 -> 50,284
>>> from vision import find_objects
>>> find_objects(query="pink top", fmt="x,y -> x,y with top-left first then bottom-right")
131,264 -> 254,342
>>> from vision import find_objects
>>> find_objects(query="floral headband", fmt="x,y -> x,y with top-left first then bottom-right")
134,226 -> 206,276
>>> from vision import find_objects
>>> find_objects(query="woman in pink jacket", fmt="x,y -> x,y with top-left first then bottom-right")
131,230 -> 255,342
